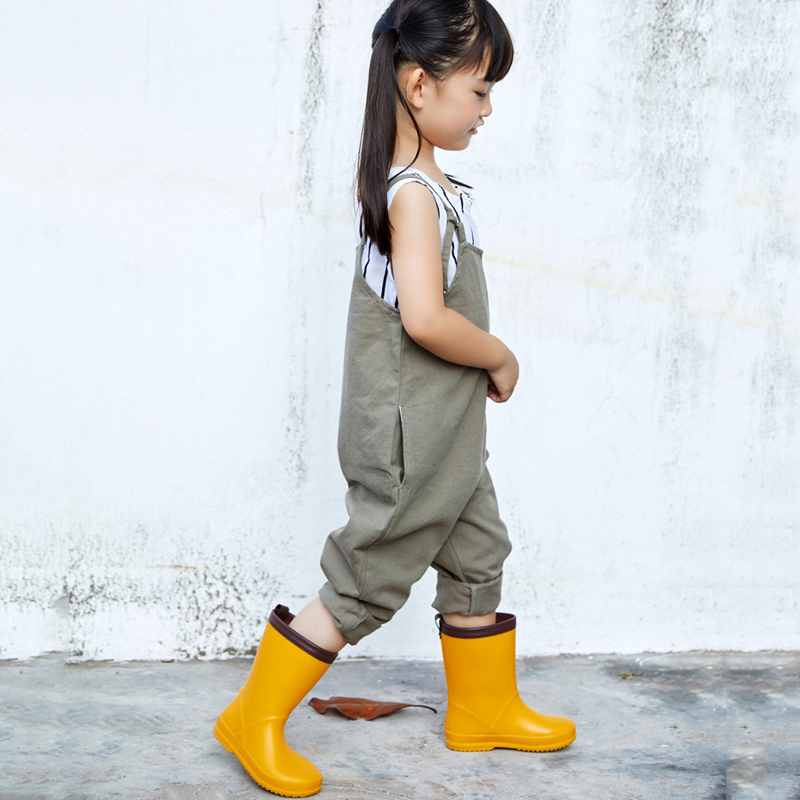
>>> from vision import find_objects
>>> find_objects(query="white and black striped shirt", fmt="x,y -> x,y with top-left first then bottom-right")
355,167 -> 480,309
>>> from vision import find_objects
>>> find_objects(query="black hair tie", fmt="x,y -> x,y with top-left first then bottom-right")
373,9 -> 400,44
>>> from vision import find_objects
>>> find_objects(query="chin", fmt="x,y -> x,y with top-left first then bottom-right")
435,136 -> 473,152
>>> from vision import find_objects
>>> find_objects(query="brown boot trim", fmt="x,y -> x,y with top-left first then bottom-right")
435,612 -> 516,639
269,605 -> 338,664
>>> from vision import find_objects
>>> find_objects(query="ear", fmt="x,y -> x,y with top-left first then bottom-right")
401,66 -> 429,110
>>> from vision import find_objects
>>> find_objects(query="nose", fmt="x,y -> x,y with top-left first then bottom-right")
482,93 -> 493,118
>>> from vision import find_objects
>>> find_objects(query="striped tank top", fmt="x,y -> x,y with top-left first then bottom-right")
355,167 -> 480,308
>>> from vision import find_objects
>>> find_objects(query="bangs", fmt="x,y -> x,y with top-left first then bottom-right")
453,3 -> 514,82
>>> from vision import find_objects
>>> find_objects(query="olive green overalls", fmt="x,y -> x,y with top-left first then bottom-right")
319,173 -> 512,646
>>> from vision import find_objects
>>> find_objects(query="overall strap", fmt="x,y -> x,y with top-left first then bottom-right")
386,171 -> 466,293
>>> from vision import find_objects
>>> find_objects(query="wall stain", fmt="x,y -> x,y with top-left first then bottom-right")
59,534 -> 282,660
750,341 -> 799,440
491,254 -> 794,338
277,1 -> 328,489
631,0 -> 715,281
283,304 -> 311,488
517,0 -> 571,178
297,0 -> 327,214
728,2 -> 800,338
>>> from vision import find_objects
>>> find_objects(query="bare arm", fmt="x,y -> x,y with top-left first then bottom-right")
389,182 -> 518,402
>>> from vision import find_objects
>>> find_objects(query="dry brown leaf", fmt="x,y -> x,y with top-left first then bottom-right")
308,696 -> 437,721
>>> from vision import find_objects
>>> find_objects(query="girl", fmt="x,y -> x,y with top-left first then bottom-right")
214,1 -> 575,795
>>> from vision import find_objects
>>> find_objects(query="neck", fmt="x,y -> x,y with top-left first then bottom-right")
393,106 -> 438,175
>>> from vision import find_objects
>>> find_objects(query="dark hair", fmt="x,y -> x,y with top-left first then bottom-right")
357,0 -> 514,256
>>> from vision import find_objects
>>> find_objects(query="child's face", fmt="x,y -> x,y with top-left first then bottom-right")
414,64 -> 495,152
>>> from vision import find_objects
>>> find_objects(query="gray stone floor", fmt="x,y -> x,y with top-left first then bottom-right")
1,651 -> 798,800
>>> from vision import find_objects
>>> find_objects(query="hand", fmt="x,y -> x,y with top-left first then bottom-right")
487,347 -> 519,403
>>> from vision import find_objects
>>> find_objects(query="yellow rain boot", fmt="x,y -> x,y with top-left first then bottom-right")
437,612 -> 576,752
214,604 -> 337,797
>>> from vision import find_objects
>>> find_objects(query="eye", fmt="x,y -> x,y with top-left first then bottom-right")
475,91 -> 487,99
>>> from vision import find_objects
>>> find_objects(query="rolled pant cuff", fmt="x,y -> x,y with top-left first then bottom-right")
318,582 -> 384,646
432,571 -> 504,617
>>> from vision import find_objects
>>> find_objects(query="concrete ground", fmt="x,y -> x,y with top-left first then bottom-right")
1,651 -> 798,800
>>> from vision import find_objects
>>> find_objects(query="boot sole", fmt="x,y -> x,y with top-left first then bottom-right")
446,731 -> 576,753
213,717 -> 322,798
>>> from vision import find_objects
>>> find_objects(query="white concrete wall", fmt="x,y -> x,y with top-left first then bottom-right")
1,0 -> 798,661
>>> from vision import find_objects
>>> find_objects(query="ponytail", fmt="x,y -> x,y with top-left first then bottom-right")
358,25 -> 406,257
357,0 -> 514,258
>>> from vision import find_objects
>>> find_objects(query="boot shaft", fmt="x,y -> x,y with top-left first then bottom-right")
239,605 -> 337,719
437,612 -> 577,752
438,613 -> 520,708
